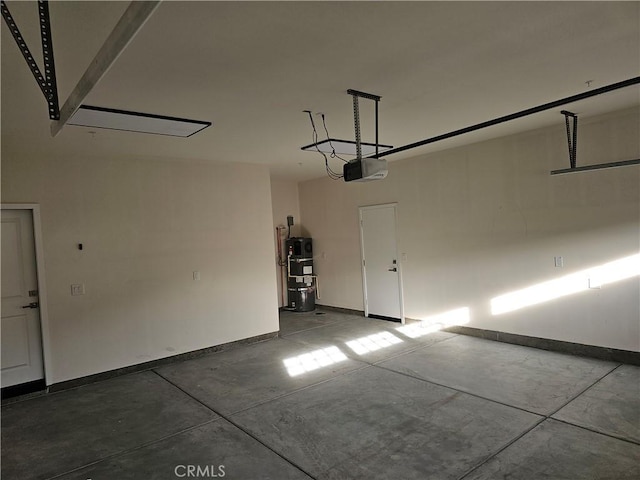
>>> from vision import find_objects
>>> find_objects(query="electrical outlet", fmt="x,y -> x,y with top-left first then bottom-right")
71,284 -> 85,296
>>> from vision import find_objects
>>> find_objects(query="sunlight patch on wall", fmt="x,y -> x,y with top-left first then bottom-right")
491,253 -> 640,315
283,346 -> 348,377
346,332 -> 403,355
397,307 -> 470,338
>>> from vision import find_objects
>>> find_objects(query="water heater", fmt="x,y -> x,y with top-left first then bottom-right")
286,237 -> 315,312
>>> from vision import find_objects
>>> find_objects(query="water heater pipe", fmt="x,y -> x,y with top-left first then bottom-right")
275,226 -> 287,307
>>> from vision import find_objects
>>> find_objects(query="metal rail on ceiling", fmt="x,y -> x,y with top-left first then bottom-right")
367,76 -> 640,159
550,158 -> 640,175
51,1 -> 160,136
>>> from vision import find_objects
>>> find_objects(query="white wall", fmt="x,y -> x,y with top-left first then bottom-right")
1,152 -> 279,384
299,107 -> 640,352
270,178 -> 302,307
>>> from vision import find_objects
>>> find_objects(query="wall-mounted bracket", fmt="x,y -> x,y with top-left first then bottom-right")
347,89 -> 382,159
561,110 -> 578,169
1,0 -> 60,119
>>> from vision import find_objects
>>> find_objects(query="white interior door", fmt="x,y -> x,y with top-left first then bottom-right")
1,209 -> 44,388
359,204 -> 403,321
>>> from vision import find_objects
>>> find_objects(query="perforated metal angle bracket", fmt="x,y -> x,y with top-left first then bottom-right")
347,89 -> 382,160
1,0 -> 60,119
561,110 -> 578,169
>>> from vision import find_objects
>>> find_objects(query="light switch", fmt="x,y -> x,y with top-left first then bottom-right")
554,256 -> 564,268
193,271 -> 200,281
588,277 -> 602,289
71,284 -> 85,296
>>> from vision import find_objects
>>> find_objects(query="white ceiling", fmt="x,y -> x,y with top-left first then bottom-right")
2,1 -> 639,181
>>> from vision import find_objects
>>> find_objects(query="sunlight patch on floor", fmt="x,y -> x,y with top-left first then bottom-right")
283,346 -> 348,377
398,307 -> 470,338
346,332 -> 403,355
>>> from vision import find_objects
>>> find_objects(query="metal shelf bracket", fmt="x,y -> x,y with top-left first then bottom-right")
1,0 -> 60,120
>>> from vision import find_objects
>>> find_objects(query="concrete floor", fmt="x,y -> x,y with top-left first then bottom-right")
2,309 -> 639,479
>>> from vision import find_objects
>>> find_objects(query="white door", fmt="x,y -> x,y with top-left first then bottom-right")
359,204 -> 404,321
1,209 -> 44,388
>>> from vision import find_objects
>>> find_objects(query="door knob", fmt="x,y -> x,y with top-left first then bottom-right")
388,267 -> 397,272
22,302 -> 39,309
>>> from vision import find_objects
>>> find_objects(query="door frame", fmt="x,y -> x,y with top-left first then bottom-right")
358,203 -> 405,324
2,204 -> 53,386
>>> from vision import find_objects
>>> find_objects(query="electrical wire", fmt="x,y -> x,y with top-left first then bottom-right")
321,114 -> 348,163
305,110 -> 343,180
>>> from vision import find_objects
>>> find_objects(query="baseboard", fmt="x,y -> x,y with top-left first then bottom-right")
368,314 -> 401,323
444,325 -> 640,366
316,304 -> 365,316
48,331 -> 279,393
1,379 -> 46,401
279,303 -> 365,317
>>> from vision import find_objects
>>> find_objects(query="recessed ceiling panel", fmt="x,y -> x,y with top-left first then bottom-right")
68,105 -> 211,137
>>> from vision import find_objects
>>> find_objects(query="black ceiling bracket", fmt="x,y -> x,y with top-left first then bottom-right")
347,89 -> 382,159
38,0 -> 59,120
561,110 -> 578,169
1,0 -> 59,119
